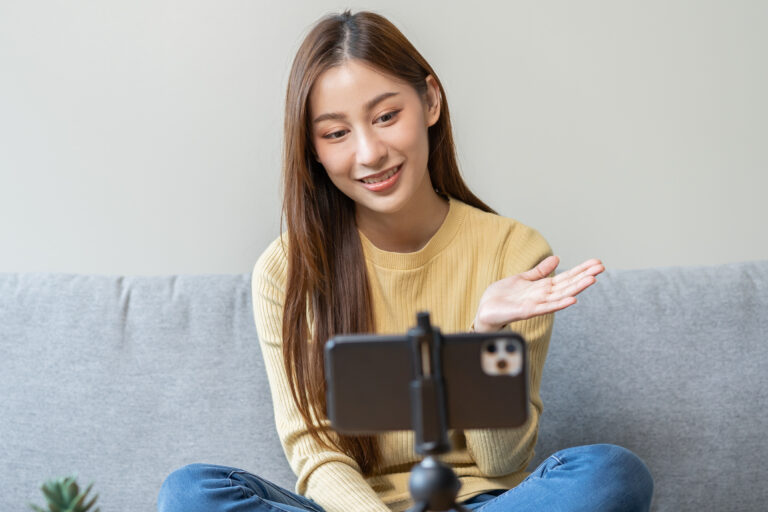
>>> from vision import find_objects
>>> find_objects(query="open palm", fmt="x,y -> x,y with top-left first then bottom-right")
473,256 -> 605,333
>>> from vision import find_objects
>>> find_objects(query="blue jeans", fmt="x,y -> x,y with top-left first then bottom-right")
158,444 -> 653,512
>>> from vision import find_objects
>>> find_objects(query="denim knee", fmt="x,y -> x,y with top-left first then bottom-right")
157,463 -> 226,512
587,444 -> 654,510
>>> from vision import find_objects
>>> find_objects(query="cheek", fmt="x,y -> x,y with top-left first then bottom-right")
315,145 -> 346,177
392,116 -> 430,157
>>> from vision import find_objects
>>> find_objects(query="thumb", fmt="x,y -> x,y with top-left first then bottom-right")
520,255 -> 559,280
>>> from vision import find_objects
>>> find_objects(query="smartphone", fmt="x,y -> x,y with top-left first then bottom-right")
324,332 -> 528,434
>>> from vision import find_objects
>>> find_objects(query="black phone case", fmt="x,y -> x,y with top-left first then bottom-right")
324,332 -> 528,434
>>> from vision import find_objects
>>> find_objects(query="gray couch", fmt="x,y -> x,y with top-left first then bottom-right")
2,261 -> 767,511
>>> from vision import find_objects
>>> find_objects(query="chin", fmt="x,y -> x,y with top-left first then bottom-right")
360,190 -> 412,210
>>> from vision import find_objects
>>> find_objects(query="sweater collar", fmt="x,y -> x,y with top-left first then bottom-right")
358,196 -> 467,270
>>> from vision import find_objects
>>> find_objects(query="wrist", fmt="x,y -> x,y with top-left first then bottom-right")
472,317 -> 500,333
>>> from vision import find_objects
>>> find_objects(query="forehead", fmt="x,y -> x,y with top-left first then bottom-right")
309,59 -> 416,116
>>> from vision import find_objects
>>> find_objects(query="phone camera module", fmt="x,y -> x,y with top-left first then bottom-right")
482,338 -> 524,377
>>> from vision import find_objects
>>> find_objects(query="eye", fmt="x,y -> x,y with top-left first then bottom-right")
322,129 -> 348,140
376,110 -> 401,124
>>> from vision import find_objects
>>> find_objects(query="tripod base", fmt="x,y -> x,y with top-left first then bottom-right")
406,456 -> 470,512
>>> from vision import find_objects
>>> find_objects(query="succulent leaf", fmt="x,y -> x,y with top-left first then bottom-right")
40,485 -> 64,508
64,480 -> 78,503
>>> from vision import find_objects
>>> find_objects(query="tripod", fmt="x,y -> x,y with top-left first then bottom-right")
405,312 -> 470,512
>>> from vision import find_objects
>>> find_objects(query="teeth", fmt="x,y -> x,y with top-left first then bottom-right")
362,166 -> 399,184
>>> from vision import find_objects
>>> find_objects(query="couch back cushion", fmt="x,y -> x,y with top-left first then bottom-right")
535,260 -> 768,511
0,273 -> 295,510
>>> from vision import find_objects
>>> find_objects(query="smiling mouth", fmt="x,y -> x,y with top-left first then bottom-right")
359,165 -> 402,184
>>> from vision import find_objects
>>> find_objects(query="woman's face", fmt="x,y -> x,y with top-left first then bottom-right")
308,59 -> 440,219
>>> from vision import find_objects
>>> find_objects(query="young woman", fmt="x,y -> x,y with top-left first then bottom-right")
158,10 -> 653,512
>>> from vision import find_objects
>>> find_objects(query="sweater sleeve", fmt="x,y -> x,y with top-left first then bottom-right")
251,243 -> 391,512
464,225 -> 555,477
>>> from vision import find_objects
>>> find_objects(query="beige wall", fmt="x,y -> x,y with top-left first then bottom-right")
1,0 -> 765,275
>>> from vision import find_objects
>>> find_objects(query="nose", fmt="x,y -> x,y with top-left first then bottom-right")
355,126 -> 388,169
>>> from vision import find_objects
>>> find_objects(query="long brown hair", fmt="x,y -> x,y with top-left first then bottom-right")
281,10 -> 495,475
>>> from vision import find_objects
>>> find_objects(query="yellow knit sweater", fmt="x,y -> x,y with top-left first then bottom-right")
251,196 -> 554,512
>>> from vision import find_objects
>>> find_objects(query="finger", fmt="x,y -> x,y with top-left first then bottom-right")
551,262 -> 604,293
552,259 -> 603,285
548,275 -> 596,302
551,258 -> 601,285
533,296 -> 577,315
519,255 -> 559,281
585,262 -> 605,277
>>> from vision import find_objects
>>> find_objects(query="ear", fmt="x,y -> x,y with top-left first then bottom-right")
423,75 -> 441,128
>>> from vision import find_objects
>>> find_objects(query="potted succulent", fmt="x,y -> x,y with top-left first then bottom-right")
29,475 -> 100,512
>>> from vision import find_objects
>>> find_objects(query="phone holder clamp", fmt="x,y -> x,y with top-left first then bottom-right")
406,312 -> 469,512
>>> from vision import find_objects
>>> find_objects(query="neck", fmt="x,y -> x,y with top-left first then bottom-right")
356,185 -> 449,253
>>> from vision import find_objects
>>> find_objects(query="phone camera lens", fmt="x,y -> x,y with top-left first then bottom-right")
486,343 -> 497,353
505,343 -> 517,353
496,359 -> 508,370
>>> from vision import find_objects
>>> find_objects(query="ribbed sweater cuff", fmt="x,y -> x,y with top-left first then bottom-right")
304,461 -> 391,512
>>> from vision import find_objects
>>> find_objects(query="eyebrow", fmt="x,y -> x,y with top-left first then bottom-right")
312,91 -> 400,124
